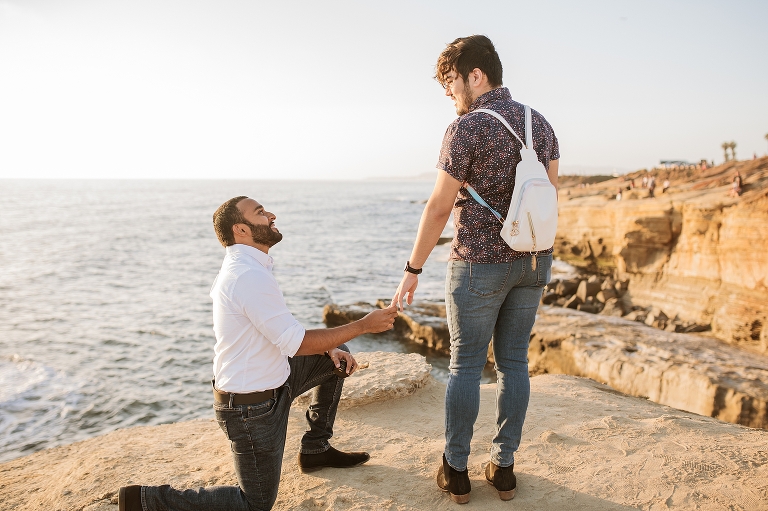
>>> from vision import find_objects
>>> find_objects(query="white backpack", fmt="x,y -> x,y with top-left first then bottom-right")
464,105 -> 558,253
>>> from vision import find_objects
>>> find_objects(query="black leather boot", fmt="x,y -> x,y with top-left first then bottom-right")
436,453 -> 471,504
118,485 -> 143,511
298,446 -> 370,473
485,461 -> 516,500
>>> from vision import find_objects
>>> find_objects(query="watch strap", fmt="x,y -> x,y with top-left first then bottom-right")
404,261 -> 422,275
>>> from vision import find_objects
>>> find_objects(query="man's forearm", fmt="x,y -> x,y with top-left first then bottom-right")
409,203 -> 452,268
294,321 -> 366,356
547,159 -> 559,193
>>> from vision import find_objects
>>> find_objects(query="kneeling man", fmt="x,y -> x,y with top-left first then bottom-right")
119,196 -> 397,511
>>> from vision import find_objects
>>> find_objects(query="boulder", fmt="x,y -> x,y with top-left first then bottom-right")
555,279 -> 579,297
599,297 -> 625,317
645,308 -> 669,327
294,351 -> 432,410
576,280 -> 601,302
541,292 -> 559,305
322,302 -> 373,327
564,295 -> 582,309
376,300 -> 450,352
596,288 -> 617,303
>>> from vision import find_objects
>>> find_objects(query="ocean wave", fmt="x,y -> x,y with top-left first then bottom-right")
0,356 -> 87,463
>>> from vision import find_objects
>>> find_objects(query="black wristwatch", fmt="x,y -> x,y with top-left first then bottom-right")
404,261 -> 423,275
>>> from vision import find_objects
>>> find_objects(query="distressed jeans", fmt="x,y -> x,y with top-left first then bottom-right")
444,256 -> 551,471
141,346 -> 347,511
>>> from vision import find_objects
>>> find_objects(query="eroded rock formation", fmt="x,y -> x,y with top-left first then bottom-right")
556,157 -> 768,353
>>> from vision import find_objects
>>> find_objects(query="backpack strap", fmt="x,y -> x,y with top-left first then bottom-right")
473,108 -> 526,149
464,184 -> 505,224
463,106 -> 533,224
525,105 -> 533,149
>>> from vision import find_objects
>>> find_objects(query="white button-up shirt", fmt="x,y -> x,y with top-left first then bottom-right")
210,244 -> 306,393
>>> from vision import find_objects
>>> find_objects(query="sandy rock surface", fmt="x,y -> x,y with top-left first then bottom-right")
293,351 -> 432,410
531,307 -> 768,429
2,353 -> 767,511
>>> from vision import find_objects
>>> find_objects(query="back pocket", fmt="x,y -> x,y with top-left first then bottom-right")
468,262 -> 512,297
535,255 -> 553,287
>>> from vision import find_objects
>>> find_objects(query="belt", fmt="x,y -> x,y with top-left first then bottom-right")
213,387 -> 276,406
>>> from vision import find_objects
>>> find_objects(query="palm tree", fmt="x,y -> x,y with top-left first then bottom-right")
730,141 -> 737,161
722,142 -> 730,162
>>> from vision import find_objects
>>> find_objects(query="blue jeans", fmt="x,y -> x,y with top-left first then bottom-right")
444,255 -> 551,471
141,347 -> 347,511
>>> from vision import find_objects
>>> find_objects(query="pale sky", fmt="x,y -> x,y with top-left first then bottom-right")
1,0 -> 766,179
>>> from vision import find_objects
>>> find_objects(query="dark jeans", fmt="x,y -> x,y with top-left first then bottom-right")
141,347 -> 347,511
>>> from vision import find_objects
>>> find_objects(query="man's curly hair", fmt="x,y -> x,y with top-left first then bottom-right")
435,35 -> 503,88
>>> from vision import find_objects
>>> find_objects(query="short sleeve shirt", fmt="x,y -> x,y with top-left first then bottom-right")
438,87 -> 560,263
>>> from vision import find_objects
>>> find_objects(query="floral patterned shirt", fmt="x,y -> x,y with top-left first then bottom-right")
438,87 -> 560,263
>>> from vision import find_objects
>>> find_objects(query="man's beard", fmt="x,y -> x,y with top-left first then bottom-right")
455,80 -> 474,115
247,222 -> 283,247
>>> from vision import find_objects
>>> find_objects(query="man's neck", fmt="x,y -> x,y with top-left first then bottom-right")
469,84 -> 500,109
234,239 -> 270,254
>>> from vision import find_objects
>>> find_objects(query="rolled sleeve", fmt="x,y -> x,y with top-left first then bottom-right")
550,127 -> 560,161
234,270 -> 306,358
437,119 -> 474,183
258,314 -> 305,358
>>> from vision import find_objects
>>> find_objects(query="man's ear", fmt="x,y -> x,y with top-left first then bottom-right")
232,223 -> 248,239
469,68 -> 486,88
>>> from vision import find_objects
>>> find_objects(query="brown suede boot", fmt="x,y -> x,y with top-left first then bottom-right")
118,485 -> 142,511
485,461 -> 516,500
436,454 -> 471,504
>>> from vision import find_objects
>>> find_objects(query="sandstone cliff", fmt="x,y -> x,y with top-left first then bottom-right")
556,157 -> 768,353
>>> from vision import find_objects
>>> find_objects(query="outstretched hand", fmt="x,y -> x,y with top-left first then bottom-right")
392,272 -> 418,311
361,303 -> 398,334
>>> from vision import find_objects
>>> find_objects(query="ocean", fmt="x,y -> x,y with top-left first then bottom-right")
0,180 -> 576,463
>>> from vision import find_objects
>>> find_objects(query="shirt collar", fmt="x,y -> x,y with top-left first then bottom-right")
468,87 -> 511,113
226,244 -> 274,271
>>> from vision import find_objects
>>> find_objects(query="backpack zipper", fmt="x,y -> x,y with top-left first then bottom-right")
509,178 -> 551,237
527,211 -> 536,252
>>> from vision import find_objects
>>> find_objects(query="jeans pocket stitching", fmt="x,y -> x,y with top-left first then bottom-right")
468,262 -> 512,297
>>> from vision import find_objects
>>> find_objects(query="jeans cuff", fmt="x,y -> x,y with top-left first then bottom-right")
490,454 -> 515,468
444,451 -> 467,472
300,441 -> 330,455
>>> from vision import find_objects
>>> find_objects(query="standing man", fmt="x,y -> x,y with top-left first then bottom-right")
392,35 -> 559,504
119,196 -> 398,511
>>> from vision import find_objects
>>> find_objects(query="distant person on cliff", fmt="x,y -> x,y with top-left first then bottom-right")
391,35 -> 559,504
662,179 -> 670,193
648,176 -> 656,198
729,171 -> 743,197
118,196 -> 398,511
